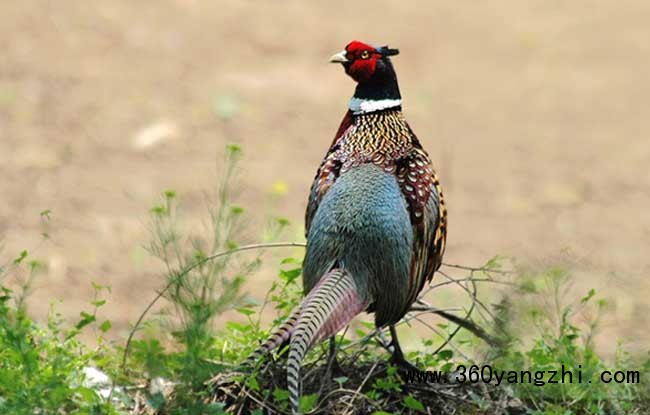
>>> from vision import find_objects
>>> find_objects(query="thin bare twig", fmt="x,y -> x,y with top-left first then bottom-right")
441,262 -> 512,275
342,359 -> 380,415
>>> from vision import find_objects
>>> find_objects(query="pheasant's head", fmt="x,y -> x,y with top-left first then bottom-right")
330,40 -> 402,114
330,40 -> 399,83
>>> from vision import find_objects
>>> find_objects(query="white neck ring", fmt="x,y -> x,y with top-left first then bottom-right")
348,97 -> 402,114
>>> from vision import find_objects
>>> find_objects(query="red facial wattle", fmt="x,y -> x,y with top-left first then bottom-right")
348,58 -> 377,82
344,40 -> 381,82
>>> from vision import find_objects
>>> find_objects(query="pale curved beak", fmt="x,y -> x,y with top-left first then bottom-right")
329,50 -> 349,63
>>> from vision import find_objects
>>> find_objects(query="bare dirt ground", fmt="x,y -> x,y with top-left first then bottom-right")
1,1 -> 649,355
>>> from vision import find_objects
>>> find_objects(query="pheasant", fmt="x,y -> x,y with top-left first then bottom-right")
248,40 -> 447,414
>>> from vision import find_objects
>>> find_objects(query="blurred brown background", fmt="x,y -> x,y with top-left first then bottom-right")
1,1 -> 649,354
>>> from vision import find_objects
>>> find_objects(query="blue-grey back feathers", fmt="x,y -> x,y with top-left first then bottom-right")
302,163 -> 413,327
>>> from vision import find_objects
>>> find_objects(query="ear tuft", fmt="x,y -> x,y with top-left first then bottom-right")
380,46 -> 400,57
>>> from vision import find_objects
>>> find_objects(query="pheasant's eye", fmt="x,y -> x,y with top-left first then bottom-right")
360,50 -> 370,59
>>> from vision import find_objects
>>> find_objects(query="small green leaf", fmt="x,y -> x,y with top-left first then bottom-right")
280,268 -> 301,283
75,311 -> 96,330
333,376 -> 348,385
276,217 -> 290,226
299,393 -> 318,412
99,320 -> 112,333
206,402 -> 227,414
440,362 -> 453,372
236,307 -> 256,317
226,321 -> 250,332
403,395 -> 425,411
76,386 -> 99,403
246,376 -> 260,391
13,250 -> 28,265
484,255 -> 504,270
225,240 -> 239,250
581,288 -> 596,304
40,209 -> 52,220
28,260 -> 43,271
226,143 -> 242,154
150,205 -> 166,215
273,388 -> 290,402
438,349 -> 453,360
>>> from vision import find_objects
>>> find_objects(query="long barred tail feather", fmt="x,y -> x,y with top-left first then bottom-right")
242,304 -> 302,368
287,269 -> 366,414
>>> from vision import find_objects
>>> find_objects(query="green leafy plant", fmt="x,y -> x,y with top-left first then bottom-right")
490,266 -> 648,415
0,252 -> 119,414
124,144 -> 292,413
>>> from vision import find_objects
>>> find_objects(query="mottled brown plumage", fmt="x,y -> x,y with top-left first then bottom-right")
306,108 -> 447,324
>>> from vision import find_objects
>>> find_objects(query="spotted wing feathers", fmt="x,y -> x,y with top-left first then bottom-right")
396,134 -> 447,312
